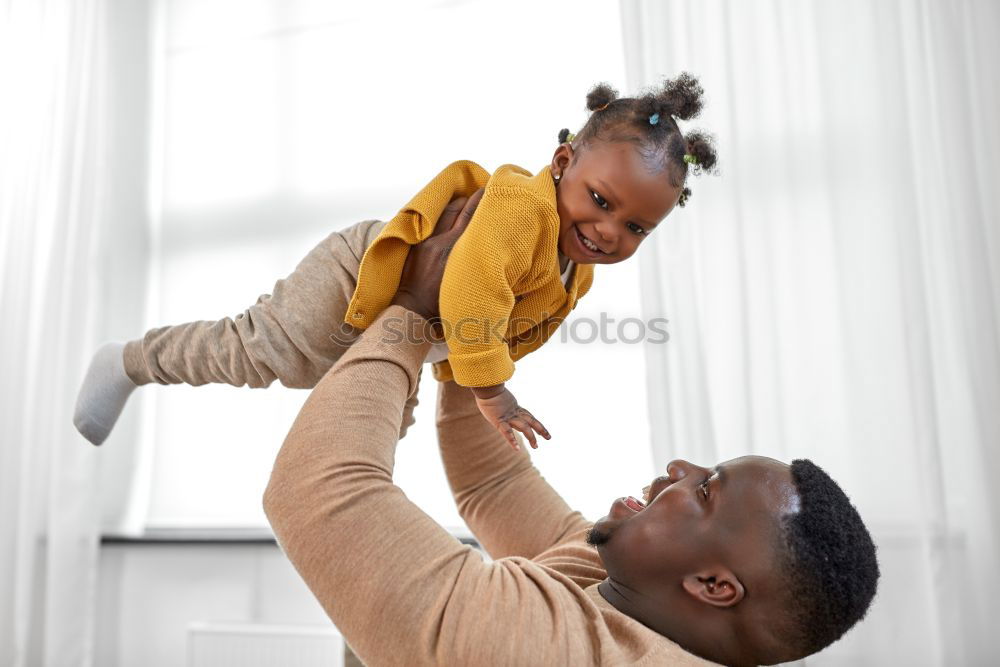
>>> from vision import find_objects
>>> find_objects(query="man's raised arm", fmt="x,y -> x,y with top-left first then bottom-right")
262,307 -> 456,656
263,305 -> 610,666
435,379 -> 591,560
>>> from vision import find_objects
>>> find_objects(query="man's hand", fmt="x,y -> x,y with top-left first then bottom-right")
390,188 -> 485,321
390,188 -> 552,448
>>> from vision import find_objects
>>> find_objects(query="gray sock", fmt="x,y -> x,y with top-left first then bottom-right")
73,342 -> 137,446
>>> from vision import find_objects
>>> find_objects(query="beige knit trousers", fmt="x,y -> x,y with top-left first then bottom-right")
122,219 -> 422,437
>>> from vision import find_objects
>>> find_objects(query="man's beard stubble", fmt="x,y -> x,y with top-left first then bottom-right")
586,525 -> 611,546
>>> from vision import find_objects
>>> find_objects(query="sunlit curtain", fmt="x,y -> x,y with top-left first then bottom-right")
0,0 -> 115,664
624,1 -> 1000,664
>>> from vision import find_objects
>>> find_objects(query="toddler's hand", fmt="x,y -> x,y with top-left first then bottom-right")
473,388 -> 551,450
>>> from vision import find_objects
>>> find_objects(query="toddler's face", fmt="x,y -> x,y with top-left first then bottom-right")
551,141 -> 681,265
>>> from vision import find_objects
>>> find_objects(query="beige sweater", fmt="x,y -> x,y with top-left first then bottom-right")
263,305 -> 716,666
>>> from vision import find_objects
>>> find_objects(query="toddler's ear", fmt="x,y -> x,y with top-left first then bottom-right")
550,142 -> 574,174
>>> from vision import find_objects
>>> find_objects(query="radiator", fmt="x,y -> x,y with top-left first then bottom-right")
187,622 -> 344,667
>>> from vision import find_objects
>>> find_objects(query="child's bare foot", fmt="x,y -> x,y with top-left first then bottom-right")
73,342 -> 137,446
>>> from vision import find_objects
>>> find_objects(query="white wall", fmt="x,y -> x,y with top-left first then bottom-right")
96,541 -> 334,666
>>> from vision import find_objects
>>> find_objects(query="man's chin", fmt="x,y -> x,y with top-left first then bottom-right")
586,524 -> 612,547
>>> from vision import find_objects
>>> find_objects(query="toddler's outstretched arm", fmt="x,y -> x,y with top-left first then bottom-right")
470,383 -> 550,450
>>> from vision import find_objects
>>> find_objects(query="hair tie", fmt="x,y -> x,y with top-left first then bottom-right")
565,132 -> 576,142
683,153 -> 699,165
596,103 -> 610,112
649,113 -> 660,125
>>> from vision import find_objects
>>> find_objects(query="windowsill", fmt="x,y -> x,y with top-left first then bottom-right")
100,526 -> 479,548
100,527 -> 278,545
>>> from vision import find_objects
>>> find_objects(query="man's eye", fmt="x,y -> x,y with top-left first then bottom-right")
699,478 -> 711,500
627,222 -> 646,236
591,191 -> 608,210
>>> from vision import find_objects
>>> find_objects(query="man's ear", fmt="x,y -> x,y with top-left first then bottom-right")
682,569 -> 745,608
551,143 -> 574,175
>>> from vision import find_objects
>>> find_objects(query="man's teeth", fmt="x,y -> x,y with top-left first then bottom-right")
626,496 -> 647,511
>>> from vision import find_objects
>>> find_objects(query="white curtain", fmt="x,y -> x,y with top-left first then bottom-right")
0,0 -> 113,664
623,1 -> 999,664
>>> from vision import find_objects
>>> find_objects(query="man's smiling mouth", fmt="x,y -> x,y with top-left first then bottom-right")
624,496 -> 646,512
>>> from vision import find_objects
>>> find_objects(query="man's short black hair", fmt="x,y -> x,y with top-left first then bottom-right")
777,459 -> 880,659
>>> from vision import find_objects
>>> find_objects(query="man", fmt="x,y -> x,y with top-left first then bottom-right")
263,195 -> 879,666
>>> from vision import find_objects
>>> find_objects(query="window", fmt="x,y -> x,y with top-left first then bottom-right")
141,0 -> 655,531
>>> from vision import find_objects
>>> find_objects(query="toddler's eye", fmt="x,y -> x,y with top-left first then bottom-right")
590,190 -> 608,210
627,222 -> 646,236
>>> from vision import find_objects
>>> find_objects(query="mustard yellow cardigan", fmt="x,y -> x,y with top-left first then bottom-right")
345,160 -> 594,387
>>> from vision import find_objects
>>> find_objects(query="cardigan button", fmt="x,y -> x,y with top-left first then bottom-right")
353,311 -> 363,319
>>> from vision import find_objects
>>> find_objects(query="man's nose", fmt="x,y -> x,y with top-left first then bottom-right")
665,459 -> 710,482
665,459 -> 690,481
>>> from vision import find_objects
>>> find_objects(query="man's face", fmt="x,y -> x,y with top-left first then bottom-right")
590,456 -> 799,610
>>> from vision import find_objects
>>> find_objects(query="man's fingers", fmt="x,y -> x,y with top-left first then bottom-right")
434,196 -> 469,236
452,188 -> 484,233
433,188 -> 483,265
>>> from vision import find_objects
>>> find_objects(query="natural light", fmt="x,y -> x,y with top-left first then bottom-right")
141,0 -> 655,531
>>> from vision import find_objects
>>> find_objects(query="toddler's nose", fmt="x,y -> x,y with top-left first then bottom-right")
594,222 -> 617,249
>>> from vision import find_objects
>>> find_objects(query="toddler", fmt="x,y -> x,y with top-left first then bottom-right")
74,73 -> 717,450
